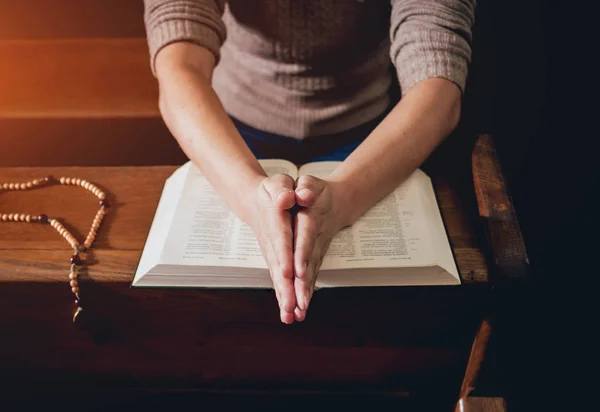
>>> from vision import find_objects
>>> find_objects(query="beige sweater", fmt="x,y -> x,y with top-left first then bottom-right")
144,0 -> 476,138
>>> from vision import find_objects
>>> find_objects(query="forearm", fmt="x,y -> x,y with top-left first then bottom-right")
155,43 -> 266,224
328,78 -> 462,226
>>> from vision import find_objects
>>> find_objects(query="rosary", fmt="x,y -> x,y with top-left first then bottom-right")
1,176 -> 109,326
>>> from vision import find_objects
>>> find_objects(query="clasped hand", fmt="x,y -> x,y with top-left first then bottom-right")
247,173 -> 346,324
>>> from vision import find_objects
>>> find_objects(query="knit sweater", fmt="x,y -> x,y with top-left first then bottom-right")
144,0 -> 476,138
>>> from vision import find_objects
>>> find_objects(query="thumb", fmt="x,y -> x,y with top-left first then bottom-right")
263,174 -> 296,210
295,175 -> 325,208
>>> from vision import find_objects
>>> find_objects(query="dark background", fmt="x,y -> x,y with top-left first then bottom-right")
1,0 -> 595,409
467,1 -> 595,410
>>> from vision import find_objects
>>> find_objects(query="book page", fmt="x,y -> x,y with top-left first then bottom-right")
160,159 -> 298,268
298,161 -> 341,179
299,162 -> 436,271
133,163 -> 191,284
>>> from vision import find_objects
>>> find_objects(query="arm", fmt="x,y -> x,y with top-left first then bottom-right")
292,0 -> 476,316
144,0 -> 297,323
329,77 -> 461,226
329,0 -> 477,227
155,43 -> 266,224
145,0 -> 263,223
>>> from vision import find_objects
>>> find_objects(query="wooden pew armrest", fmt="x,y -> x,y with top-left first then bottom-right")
472,134 -> 530,284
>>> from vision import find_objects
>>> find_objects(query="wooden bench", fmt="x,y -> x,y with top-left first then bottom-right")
0,38 -> 185,167
0,135 -> 527,410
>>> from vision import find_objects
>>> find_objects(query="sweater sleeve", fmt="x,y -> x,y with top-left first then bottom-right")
389,0 -> 476,96
143,0 -> 227,75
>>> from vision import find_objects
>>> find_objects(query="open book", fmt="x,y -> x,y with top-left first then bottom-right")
133,160 -> 460,288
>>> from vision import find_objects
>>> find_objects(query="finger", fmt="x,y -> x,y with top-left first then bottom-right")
260,233 -> 287,312
275,277 -> 294,324
294,270 -> 312,312
263,174 -> 296,210
294,210 -> 317,280
295,175 -> 325,208
272,261 -> 295,324
294,307 -> 306,322
295,243 -> 322,312
281,310 -> 295,324
269,209 -> 296,314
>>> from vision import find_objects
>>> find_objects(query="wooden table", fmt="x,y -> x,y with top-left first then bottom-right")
0,136 -> 527,410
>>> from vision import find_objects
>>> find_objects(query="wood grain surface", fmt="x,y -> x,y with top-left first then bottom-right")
459,397 -> 507,412
472,134 -> 529,283
0,39 -> 157,119
0,0 -> 145,39
1,117 -> 186,168
0,163 -> 492,400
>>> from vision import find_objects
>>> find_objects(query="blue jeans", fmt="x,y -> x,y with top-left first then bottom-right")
231,111 -> 388,164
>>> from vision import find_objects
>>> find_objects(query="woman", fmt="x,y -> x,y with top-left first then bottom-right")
143,0 -> 476,323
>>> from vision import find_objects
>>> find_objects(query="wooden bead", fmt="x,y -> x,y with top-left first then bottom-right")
1,214 -> 7,221
69,272 -> 78,280
70,255 -> 82,265
8,214 -> 14,221
19,183 -> 26,190
71,286 -> 80,294
69,279 -> 78,287
2,183 -> 8,189
26,182 -> 33,189
98,192 -> 106,200
75,178 -> 81,185
33,179 -> 40,185
9,183 -> 14,190
25,215 -> 31,222
19,214 -> 26,221
59,177 -> 66,184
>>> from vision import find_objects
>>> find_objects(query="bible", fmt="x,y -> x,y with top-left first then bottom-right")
132,159 -> 460,288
